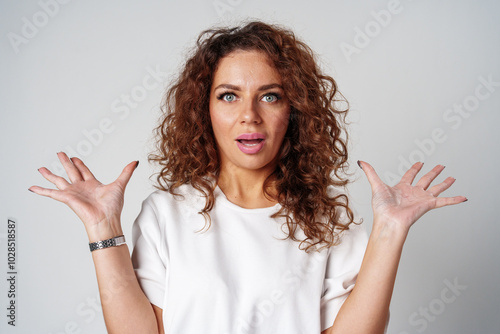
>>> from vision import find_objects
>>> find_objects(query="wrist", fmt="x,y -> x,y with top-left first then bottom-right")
86,217 -> 123,243
371,217 -> 409,244
89,235 -> 126,252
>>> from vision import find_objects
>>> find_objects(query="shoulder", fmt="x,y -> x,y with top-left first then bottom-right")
328,223 -> 368,263
135,184 -> 209,231
142,184 -> 207,212
336,223 -> 368,247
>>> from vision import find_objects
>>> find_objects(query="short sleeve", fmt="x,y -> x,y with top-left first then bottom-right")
320,223 -> 368,331
131,197 -> 167,308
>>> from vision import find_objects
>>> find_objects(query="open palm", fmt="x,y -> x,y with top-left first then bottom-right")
29,152 -> 138,237
358,161 -> 467,231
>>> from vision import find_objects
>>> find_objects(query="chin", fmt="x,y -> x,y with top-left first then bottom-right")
241,157 -> 278,171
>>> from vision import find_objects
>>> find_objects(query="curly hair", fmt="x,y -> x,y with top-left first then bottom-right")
149,21 -> 359,252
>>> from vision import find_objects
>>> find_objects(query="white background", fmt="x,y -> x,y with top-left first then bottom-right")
1,0 -> 499,333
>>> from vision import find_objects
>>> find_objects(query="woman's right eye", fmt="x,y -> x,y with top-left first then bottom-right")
218,93 -> 236,102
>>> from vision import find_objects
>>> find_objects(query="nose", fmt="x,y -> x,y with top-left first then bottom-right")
240,98 -> 262,124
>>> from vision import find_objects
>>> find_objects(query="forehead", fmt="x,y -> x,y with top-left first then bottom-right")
212,50 -> 282,86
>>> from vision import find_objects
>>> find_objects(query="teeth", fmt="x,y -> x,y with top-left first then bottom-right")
237,140 -> 259,146
237,139 -> 263,145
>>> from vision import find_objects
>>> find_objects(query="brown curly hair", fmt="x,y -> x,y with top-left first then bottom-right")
149,21 -> 358,252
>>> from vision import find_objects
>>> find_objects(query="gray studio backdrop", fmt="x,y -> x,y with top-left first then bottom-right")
1,0 -> 499,333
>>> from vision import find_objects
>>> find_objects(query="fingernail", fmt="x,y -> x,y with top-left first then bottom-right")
135,161 -> 140,169
357,160 -> 363,169
28,188 -> 34,193
463,198 -> 468,202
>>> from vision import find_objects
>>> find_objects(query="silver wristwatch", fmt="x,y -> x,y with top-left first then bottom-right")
89,235 -> 126,252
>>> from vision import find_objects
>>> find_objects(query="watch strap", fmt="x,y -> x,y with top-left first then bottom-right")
89,235 -> 126,252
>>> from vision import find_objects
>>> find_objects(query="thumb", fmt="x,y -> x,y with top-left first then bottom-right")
357,160 -> 385,192
115,160 -> 139,189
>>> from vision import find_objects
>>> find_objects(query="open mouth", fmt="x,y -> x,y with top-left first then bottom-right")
236,139 -> 264,146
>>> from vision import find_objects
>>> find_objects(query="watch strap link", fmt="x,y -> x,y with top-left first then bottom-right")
89,235 -> 126,252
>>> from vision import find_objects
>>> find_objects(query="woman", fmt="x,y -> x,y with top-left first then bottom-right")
29,21 -> 466,333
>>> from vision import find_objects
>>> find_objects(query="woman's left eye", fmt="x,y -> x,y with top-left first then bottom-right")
261,94 -> 280,103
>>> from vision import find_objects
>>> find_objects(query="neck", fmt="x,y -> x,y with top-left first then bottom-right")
217,165 -> 278,209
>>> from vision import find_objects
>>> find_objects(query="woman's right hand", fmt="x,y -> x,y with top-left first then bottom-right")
29,152 -> 139,242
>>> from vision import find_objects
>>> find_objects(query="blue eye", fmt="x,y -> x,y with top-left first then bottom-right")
219,93 -> 236,102
262,94 -> 279,102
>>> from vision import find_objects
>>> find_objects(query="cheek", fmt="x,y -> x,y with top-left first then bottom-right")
210,110 -> 233,142
274,111 -> 290,135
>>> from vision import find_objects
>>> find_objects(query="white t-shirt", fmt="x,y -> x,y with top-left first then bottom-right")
131,184 -> 368,333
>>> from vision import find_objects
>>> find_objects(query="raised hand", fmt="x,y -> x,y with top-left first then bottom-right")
29,152 -> 139,241
358,160 -> 467,232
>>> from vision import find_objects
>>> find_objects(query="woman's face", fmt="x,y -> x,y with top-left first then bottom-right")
209,49 -> 290,175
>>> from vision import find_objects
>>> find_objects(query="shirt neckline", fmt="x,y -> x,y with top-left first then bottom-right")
214,185 -> 282,214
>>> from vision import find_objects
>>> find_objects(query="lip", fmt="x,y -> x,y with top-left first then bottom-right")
235,133 -> 266,154
236,133 -> 266,140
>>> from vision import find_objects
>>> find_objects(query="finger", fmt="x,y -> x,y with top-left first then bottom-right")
28,186 -> 68,203
427,176 -> 456,197
358,160 -> 385,191
115,160 -> 139,190
38,167 -> 70,189
71,157 -> 96,181
415,164 -> 445,190
400,162 -> 424,185
435,195 -> 468,209
57,152 -> 84,183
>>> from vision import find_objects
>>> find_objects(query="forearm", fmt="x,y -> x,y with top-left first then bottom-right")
330,219 -> 408,334
30,155 -> 154,331
89,223 -> 159,334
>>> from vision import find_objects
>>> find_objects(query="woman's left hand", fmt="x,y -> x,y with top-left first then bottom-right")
358,160 -> 467,232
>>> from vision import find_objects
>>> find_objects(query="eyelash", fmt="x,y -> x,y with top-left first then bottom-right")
261,93 -> 281,102
216,92 -> 282,102
216,92 -> 235,101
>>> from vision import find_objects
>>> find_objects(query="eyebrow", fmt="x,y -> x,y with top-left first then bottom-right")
213,83 -> 283,91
